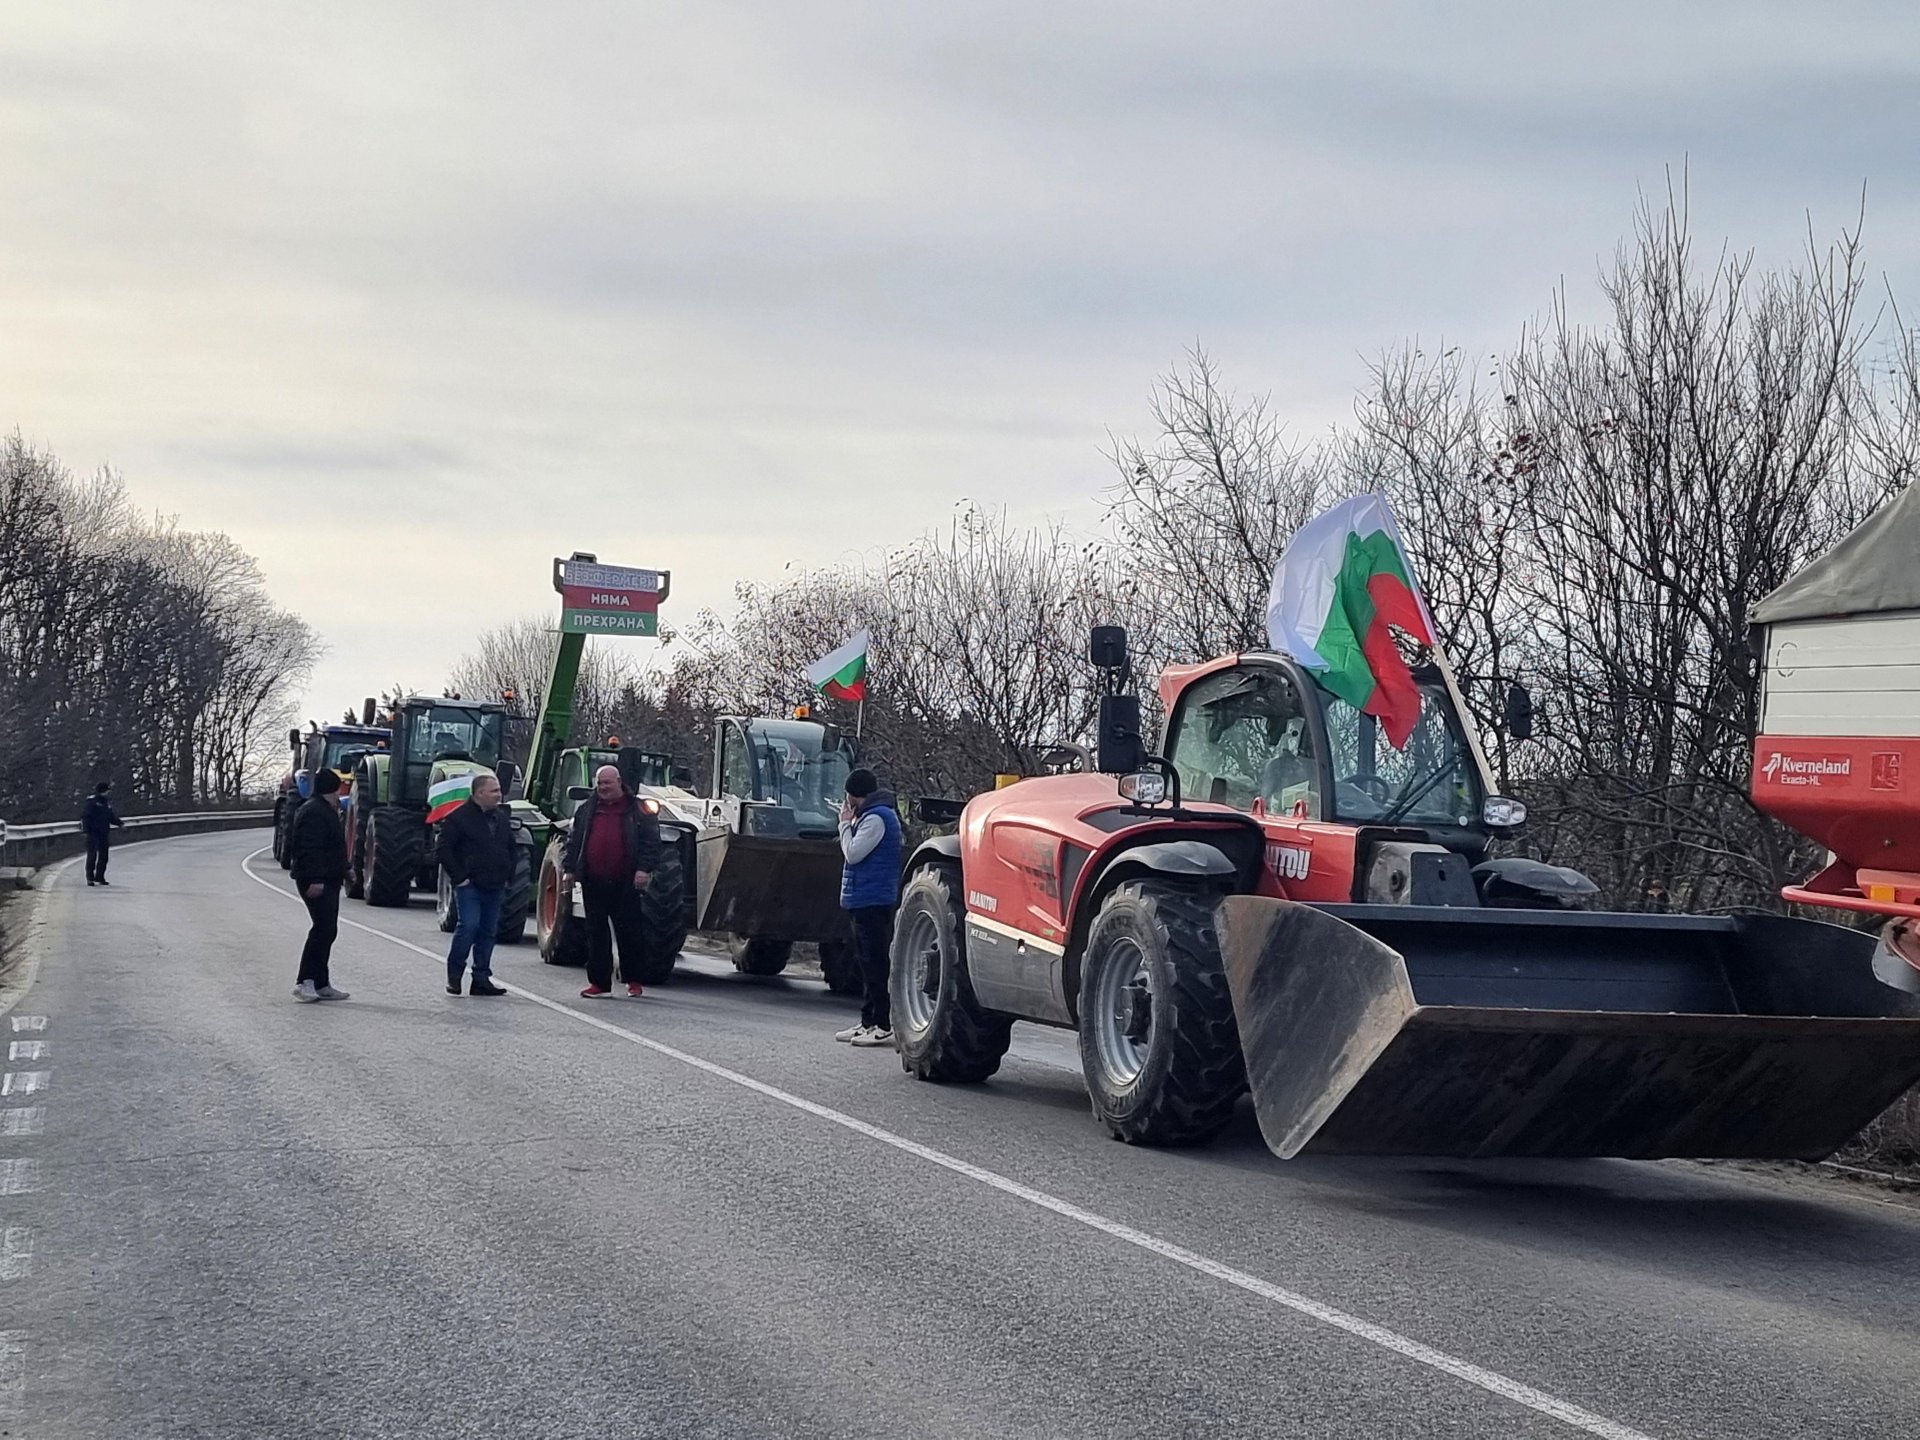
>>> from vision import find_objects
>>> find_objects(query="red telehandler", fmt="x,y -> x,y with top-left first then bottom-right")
893,544 -> 1920,1162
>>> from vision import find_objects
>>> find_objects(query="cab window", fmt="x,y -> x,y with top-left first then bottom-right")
719,724 -> 756,800
1167,668 -> 1319,818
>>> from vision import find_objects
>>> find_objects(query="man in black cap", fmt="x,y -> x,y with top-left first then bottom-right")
81,782 -> 123,886
286,768 -> 351,1003
834,767 -> 902,1046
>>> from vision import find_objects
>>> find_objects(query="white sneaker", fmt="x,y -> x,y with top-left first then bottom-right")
316,985 -> 351,1001
835,1024 -> 864,1043
292,980 -> 320,1003
850,1026 -> 895,1048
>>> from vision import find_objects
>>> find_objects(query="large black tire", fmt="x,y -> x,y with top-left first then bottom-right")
892,864 -> 1013,1083
365,806 -> 422,908
272,803 -> 293,869
818,938 -> 863,996
628,846 -> 687,984
497,844 -> 533,945
435,865 -> 459,933
536,837 -> 588,967
729,935 -> 791,976
1077,880 -> 1243,1147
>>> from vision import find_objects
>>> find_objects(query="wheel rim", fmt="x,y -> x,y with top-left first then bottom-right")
437,870 -> 453,925
1090,936 -> 1152,1089
539,866 -> 559,934
897,908 -> 943,1036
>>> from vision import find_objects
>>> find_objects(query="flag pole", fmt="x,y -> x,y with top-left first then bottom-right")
1426,643 -> 1499,797
855,696 -> 865,742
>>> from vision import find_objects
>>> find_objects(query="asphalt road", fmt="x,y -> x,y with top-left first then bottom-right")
2,829 -> 1918,1438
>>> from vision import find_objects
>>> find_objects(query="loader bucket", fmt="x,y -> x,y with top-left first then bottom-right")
694,829 -> 848,943
1215,896 -> 1920,1161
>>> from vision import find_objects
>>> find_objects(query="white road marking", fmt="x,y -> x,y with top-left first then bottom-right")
0,1161 -> 36,1196
240,848 -> 1657,1440
0,1074 -> 46,1098
0,1110 -> 44,1138
6,1043 -> 46,1062
6,1018 -> 45,1034
0,1229 -> 31,1280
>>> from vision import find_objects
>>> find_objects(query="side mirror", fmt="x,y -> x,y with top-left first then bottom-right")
1089,625 -> 1129,670
1503,682 -> 1535,742
566,785 -> 592,803
362,697 -> 378,726
288,728 -> 302,748
1095,694 -> 1145,774
495,761 -> 521,796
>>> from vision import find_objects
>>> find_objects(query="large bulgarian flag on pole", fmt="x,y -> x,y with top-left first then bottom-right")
1266,493 -> 1436,749
426,772 -> 475,824
804,630 -> 870,702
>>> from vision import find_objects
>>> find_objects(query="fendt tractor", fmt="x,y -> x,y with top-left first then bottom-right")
271,721 -> 389,869
342,694 -> 540,943
893,605 -> 1920,1162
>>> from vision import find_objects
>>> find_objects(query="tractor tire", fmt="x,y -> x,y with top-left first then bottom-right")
536,837 -> 587,967
435,866 -> 459,933
272,804 -> 293,869
818,939 -> 863,996
892,864 -> 1013,1084
1077,880 -> 1244,1147
628,847 -> 687,985
365,807 -> 422,908
729,935 -> 791,976
496,844 -> 533,945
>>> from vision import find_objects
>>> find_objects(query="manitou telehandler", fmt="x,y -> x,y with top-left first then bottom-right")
892,618 -> 1920,1162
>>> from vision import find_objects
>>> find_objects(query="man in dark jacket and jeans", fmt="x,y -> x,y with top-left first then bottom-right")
81,782 -> 124,886
835,768 -> 902,1047
561,765 -> 661,999
438,773 -> 513,997
286,768 -> 351,1003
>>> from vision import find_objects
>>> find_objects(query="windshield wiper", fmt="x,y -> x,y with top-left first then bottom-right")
1376,761 -> 1457,827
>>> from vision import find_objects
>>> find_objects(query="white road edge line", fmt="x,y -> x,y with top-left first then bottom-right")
238,847 -> 1655,1440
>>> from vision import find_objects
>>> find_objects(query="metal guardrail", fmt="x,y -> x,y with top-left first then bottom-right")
0,810 -> 272,869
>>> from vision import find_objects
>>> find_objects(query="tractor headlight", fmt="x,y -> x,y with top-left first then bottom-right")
1119,772 -> 1168,806
1483,796 -> 1527,829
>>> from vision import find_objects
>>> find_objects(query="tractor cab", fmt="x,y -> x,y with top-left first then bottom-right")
710,716 -> 855,838
389,700 -> 508,804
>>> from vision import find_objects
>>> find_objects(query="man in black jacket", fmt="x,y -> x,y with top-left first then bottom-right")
561,765 -> 661,998
439,773 -> 513,997
286,768 -> 351,1002
81,782 -> 124,886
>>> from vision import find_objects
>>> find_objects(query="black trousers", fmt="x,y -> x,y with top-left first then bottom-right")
299,884 -> 340,988
850,905 -> 896,1029
85,837 -> 111,883
581,878 -> 643,990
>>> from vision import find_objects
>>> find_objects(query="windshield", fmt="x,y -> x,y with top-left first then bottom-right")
750,720 -> 855,831
407,706 -> 505,767
1168,663 -> 1479,827
1317,683 -> 1478,826
321,735 -> 381,771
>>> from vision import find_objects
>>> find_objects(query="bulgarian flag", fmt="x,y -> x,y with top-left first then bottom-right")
426,773 -> 474,824
805,630 -> 870,702
1267,494 -> 1436,749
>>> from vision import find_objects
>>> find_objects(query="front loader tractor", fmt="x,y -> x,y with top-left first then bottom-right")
343,695 -> 538,944
893,626 -> 1920,1161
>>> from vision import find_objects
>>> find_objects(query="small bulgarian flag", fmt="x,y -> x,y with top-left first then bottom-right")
1266,494 -> 1436,749
426,773 -> 474,824
805,630 -> 870,702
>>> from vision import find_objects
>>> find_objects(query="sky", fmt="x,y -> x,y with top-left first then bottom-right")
5,1 -> 1920,722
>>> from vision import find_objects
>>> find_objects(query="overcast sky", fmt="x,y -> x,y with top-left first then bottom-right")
6,1 -> 1919,722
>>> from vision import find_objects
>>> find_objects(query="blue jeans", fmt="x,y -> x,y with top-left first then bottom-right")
449,883 -> 504,985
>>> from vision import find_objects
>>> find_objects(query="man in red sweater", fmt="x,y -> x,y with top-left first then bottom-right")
561,765 -> 661,998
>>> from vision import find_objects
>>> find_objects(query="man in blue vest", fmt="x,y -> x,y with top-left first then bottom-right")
834,767 -> 902,1047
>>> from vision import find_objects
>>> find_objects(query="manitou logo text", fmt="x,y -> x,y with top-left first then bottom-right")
968,890 -> 998,914
1759,752 -> 1852,787
1267,843 -> 1312,881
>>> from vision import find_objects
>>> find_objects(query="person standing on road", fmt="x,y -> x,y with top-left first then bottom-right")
438,773 -> 513,998
286,768 -> 351,1003
81,782 -> 124,887
561,765 -> 660,1000
834,768 -> 902,1048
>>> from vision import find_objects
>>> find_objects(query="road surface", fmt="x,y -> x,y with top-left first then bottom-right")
1,829 -> 1917,1438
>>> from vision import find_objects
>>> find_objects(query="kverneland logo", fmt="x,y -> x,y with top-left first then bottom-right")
1760,752 -> 1851,786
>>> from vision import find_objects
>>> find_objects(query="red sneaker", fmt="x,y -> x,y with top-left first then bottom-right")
580,986 -> 611,999
627,982 -> 645,998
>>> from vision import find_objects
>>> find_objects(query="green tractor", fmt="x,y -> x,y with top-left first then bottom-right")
342,695 -> 539,943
